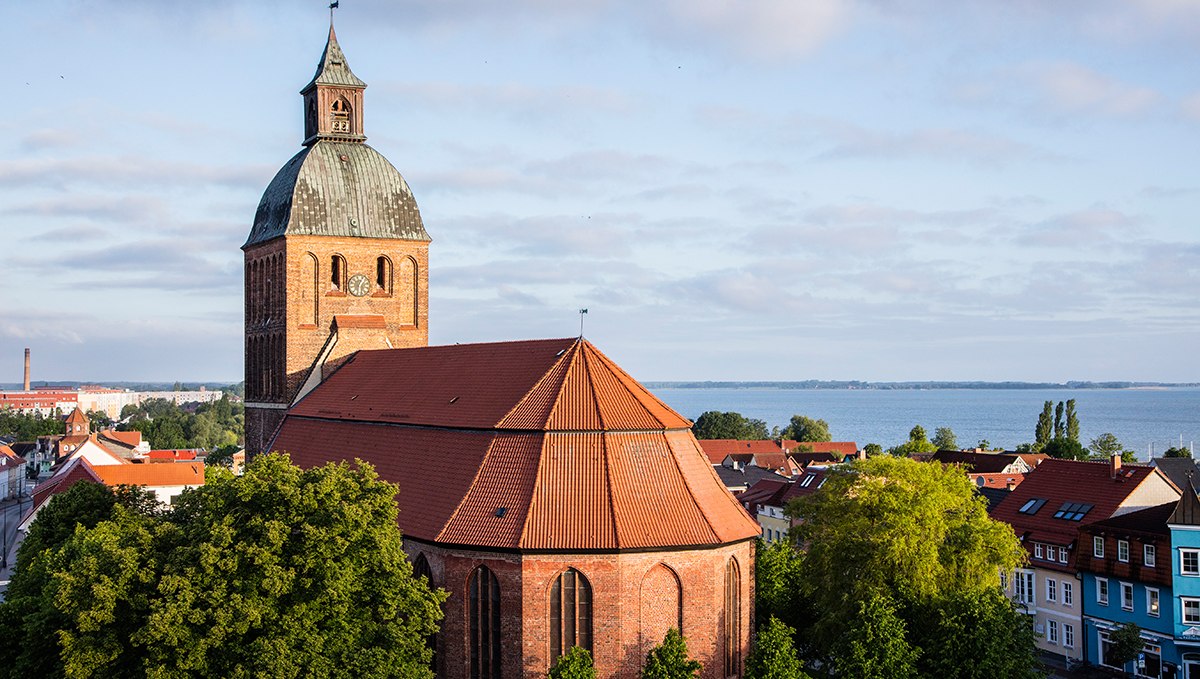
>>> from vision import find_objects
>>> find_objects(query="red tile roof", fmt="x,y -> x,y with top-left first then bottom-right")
64,407 -> 89,426
788,452 -> 841,468
274,338 -> 759,551
972,472 -> 1026,489
91,462 -> 205,486
99,430 -> 143,448
698,439 -> 786,464
147,449 -> 198,461
782,440 -> 858,455
931,450 -> 1023,474
990,458 -> 1176,569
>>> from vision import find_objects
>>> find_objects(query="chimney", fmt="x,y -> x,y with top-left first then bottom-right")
23,348 -> 30,391
1110,453 -> 1122,480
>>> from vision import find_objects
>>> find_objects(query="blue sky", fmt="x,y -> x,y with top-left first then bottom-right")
2,0 -> 1198,383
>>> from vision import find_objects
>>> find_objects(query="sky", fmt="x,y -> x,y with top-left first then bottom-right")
2,0 -> 1198,384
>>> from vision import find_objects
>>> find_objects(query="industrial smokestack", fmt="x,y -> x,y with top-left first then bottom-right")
23,348 -> 30,391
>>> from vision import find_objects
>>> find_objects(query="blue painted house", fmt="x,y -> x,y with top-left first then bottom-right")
1079,485 -> 1200,678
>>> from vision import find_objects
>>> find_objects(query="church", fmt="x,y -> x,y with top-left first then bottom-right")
243,26 -> 760,679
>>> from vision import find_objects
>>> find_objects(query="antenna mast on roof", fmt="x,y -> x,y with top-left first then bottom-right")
579,308 -> 588,338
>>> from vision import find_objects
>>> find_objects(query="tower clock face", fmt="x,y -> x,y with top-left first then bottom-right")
347,274 -> 371,297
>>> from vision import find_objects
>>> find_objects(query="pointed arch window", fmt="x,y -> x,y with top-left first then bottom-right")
376,255 -> 392,294
469,565 -> 501,679
330,97 -> 351,134
550,568 -> 593,662
723,558 -> 742,677
413,554 -> 437,672
330,254 -> 347,291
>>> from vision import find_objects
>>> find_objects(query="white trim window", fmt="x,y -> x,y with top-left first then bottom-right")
1185,598 -> 1200,625
1058,546 -> 1068,564
1182,548 -> 1200,576
1064,623 -> 1075,649
1094,536 -> 1105,558
1097,577 -> 1109,605
1046,578 -> 1057,603
1147,587 -> 1160,617
1062,581 -> 1074,607
999,570 -> 1007,590
1121,582 -> 1134,612
1118,539 -> 1130,563
1145,543 -> 1156,567
1047,619 -> 1059,644
1035,543 -> 1044,559
1015,570 -> 1036,606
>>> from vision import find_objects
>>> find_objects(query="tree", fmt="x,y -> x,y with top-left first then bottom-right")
745,617 -> 808,679
1089,432 -> 1134,462
832,592 -> 917,679
780,415 -> 831,443
788,457 -> 1025,656
978,439 -> 993,451
754,540 -> 805,631
640,628 -> 701,679
0,455 -> 446,679
887,425 -> 938,457
1053,401 -> 1065,439
548,647 -> 596,679
1105,622 -> 1144,669
862,443 -> 883,458
1035,401 -> 1053,445
1042,436 -> 1088,461
1065,399 -> 1080,441
932,427 -> 958,451
691,411 -> 769,440
1165,446 -> 1193,459
910,588 -> 1041,679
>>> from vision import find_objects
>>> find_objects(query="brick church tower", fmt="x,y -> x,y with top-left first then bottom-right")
243,27 -> 430,457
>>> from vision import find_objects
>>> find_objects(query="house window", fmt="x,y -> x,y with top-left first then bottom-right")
724,558 -> 742,678
1062,581 -> 1073,607
1094,536 -> 1105,558
1046,578 -> 1057,603
1014,570 -> 1035,606
1047,619 -> 1059,645
1183,549 -> 1200,575
469,566 -> 501,679
1145,544 -> 1156,567
1147,588 -> 1160,617
1058,546 -> 1068,563
1063,623 -> 1075,649
1118,540 -> 1130,563
999,571 -> 1007,590
1121,582 -> 1134,611
550,569 -> 593,661
1035,544 -> 1044,559
1184,598 -> 1200,625
1097,577 -> 1109,605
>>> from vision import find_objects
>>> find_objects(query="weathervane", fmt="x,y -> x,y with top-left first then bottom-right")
579,308 -> 588,338
329,0 -> 339,25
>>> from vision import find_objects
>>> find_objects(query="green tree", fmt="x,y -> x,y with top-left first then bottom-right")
1165,446 -> 1193,459
745,617 -> 808,679
862,443 -> 883,458
978,439 -> 994,451
640,628 -> 701,679
833,592 -> 917,679
887,425 -> 938,457
1105,622 -> 1144,669
1053,401 -> 1064,439
932,427 -> 958,450
1089,433 -> 1135,462
780,415 -> 831,443
1042,436 -> 1088,461
754,540 -> 807,632
691,411 -> 769,440
788,457 -> 1025,654
0,455 -> 445,679
1035,401 -> 1053,446
548,647 -> 596,679
1065,399 -> 1080,441
911,588 -> 1042,679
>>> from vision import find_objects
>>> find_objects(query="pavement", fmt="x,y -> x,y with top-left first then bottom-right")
0,485 -> 36,598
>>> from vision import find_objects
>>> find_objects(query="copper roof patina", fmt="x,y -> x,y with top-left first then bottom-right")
303,26 -> 366,91
244,141 -> 429,247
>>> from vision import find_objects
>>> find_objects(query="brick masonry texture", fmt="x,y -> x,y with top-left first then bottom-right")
405,539 -> 754,679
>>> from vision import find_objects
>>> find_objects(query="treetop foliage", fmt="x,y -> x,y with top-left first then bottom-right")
931,427 -> 957,451
744,617 -> 809,679
886,425 -> 938,457
1165,446 -> 1194,458
119,394 -> 243,451
640,628 -> 701,679
0,454 -> 445,679
548,647 -> 596,679
780,415 -> 831,443
0,408 -> 67,441
691,411 -> 769,440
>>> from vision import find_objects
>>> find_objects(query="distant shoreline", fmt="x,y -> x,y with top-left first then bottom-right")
645,381 -> 1200,390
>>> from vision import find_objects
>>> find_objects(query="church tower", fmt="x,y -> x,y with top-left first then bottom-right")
243,27 -> 431,457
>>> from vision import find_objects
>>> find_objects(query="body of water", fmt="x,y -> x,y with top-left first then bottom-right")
650,387 -> 1200,459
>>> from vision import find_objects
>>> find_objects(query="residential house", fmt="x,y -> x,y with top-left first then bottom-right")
991,457 -> 1181,663
714,464 -> 788,494
739,468 -> 830,543
0,444 -> 26,500
1153,457 -> 1200,493
698,439 -> 789,465
1169,485 -> 1200,678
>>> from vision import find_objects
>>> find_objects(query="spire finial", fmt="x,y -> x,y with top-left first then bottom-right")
578,308 -> 588,338
329,1 -> 339,28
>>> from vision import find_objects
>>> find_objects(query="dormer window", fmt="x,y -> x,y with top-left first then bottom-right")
331,98 -> 351,134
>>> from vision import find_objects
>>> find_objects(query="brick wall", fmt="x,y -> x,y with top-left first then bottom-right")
405,540 -> 754,679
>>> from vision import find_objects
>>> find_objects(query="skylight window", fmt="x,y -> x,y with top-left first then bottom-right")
1052,502 -> 1094,522
1019,498 -> 1048,515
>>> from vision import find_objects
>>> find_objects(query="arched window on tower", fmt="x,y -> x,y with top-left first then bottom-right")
550,568 -> 593,662
330,97 -> 351,134
330,254 -> 347,291
469,565 -> 501,679
376,255 -> 392,295
723,558 -> 742,678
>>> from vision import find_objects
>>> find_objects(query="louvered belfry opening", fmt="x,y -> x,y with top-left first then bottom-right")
550,568 -> 593,661
469,566 -> 502,679
723,558 -> 741,677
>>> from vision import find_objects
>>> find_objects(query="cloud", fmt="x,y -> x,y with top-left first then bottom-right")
1183,93 -> 1200,121
0,156 -> 270,191
19,128 -> 84,152
24,225 -> 110,243
8,194 -> 169,224
648,0 -> 856,60
1032,62 -> 1160,117
383,82 -> 634,120
1020,208 -> 1138,247
811,120 -> 1042,164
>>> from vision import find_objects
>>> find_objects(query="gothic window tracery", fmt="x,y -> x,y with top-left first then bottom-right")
469,565 -> 501,679
550,568 -> 593,661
